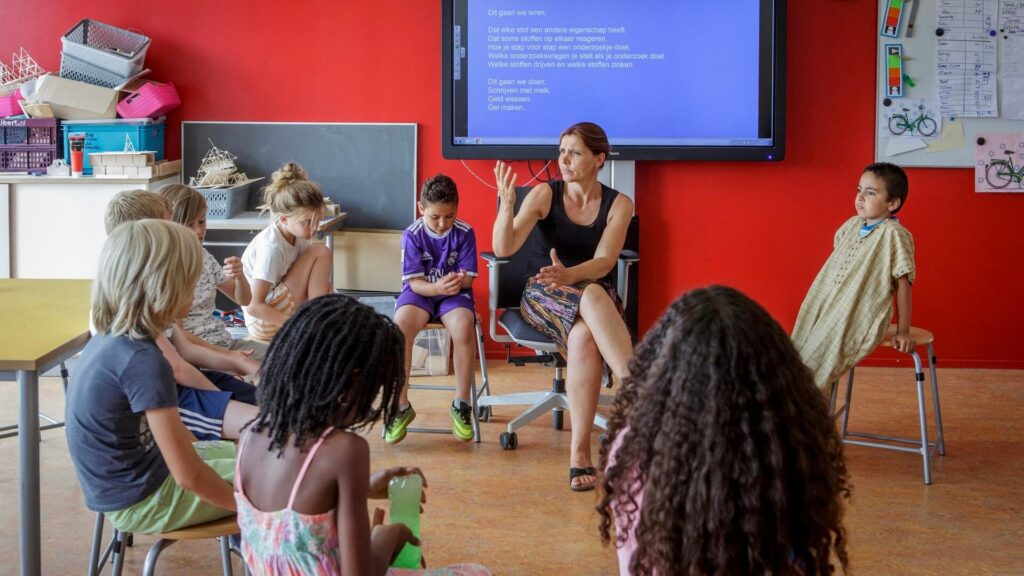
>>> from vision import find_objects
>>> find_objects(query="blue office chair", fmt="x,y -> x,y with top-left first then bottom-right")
478,185 -> 639,449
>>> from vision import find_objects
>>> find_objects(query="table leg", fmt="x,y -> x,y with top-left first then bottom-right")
326,232 -> 335,289
19,369 -> 41,576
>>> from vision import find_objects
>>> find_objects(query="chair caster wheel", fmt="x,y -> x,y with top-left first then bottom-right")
499,431 -> 518,450
478,406 -> 491,422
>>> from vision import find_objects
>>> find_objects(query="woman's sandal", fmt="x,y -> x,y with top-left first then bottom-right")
569,466 -> 597,492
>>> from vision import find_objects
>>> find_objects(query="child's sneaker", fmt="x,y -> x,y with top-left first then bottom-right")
385,405 -> 416,444
450,400 -> 474,441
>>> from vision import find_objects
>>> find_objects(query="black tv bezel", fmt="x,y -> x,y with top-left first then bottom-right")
441,0 -> 787,162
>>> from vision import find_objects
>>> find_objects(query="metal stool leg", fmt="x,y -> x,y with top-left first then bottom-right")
60,361 -> 70,393
109,530 -> 126,576
841,368 -> 855,437
88,512 -> 104,576
927,342 -> 946,455
142,538 -> 176,576
219,536 -> 234,576
911,352 -> 933,485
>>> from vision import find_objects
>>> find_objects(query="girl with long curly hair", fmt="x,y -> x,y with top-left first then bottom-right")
597,286 -> 850,575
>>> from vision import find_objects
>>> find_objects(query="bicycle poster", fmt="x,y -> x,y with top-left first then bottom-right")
975,132 -> 1024,192
879,97 -> 943,139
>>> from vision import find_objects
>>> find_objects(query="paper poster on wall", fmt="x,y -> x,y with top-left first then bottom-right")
998,1 -> 1024,118
880,97 -> 943,138
936,0 -> 999,117
925,116 -> 966,152
974,132 -> 1024,191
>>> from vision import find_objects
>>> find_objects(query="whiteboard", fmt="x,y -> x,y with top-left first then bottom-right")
875,0 -> 1023,167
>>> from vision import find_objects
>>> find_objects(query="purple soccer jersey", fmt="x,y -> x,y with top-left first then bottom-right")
401,218 -> 478,285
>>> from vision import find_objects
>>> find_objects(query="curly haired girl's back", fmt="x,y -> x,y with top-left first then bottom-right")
598,285 -> 850,576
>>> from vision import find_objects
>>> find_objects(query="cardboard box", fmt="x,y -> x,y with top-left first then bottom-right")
32,74 -> 118,120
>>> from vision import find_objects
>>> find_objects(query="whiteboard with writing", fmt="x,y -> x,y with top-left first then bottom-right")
875,0 -> 1024,167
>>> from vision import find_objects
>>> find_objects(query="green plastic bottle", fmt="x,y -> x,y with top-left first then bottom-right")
388,474 -> 422,568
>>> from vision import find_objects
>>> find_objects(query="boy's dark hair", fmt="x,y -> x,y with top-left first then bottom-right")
598,285 -> 850,576
248,294 -> 404,455
420,173 -> 459,206
864,162 -> 909,214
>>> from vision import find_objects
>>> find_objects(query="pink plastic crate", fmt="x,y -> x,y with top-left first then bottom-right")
0,89 -> 22,118
116,82 -> 180,119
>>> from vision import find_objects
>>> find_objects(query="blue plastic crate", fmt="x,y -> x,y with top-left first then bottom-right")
61,120 -> 164,175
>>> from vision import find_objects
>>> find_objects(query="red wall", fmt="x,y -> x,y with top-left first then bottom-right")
5,1 -> 1021,367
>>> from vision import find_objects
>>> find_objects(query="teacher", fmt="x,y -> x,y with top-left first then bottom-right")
493,122 -> 634,492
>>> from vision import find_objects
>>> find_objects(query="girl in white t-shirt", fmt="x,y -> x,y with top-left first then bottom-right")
241,162 -> 332,341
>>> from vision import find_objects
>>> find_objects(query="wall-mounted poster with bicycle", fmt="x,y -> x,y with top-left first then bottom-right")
975,132 -> 1024,193
880,98 -> 943,140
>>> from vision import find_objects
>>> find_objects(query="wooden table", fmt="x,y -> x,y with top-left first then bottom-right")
0,279 -> 91,576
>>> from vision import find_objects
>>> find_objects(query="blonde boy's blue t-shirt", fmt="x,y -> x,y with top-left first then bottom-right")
66,333 -> 178,511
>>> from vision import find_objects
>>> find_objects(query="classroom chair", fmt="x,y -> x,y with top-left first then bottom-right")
88,512 -> 240,576
399,315 -> 490,442
478,186 -> 639,450
829,325 -> 946,485
0,361 -> 70,440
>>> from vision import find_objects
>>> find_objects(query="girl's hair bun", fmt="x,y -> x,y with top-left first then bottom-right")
271,162 -> 308,185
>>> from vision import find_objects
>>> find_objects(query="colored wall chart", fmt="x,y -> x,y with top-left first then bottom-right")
881,0 -> 906,37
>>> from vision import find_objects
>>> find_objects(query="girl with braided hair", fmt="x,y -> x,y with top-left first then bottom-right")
234,294 -> 490,575
597,286 -> 850,576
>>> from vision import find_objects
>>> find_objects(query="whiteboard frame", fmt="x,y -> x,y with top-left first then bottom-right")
875,0 -> 1019,168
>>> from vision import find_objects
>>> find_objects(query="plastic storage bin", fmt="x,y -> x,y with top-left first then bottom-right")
61,119 -> 164,175
0,119 -> 60,174
1,118 -> 59,146
116,82 -> 180,118
200,181 -> 253,219
59,52 -> 133,89
411,328 -> 451,377
0,89 -> 22,117
0,146 -> 57,174
61,19 -> 150,77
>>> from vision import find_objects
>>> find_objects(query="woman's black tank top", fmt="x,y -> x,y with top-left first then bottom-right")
528,180 -> 620,285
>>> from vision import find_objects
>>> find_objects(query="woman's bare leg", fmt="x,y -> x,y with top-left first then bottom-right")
577,283 -> 633,379
566,319 -> 603,490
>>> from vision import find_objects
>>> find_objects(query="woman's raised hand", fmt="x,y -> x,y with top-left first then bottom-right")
494,160 -> 518,210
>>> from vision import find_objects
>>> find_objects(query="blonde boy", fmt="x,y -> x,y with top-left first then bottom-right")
103,190 -> 257,439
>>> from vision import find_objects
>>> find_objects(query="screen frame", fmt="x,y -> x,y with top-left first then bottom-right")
441,0 -> 787,162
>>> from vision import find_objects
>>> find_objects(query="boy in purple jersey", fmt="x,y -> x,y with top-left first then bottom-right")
386,174 -> 479,444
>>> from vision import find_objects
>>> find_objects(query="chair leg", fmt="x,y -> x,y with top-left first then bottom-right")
551,367 -> 565,431
471,321 -> 488,443
928,342 -> 946,456
828,380 -> 838,415
88,512 -> 104,576
110,530 -> 126,576
911,352 -> 933,485
60,361 -> 70,394
142,538 -> 176,576
841,368 -> 854,438
219,536 -> 234,576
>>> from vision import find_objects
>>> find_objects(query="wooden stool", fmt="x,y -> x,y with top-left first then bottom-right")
831,325 -> 947,484
89,512 -> 239,576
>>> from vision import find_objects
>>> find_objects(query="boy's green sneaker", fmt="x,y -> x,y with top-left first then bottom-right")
385,405 -> 416,444
450,401 -> 474,441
